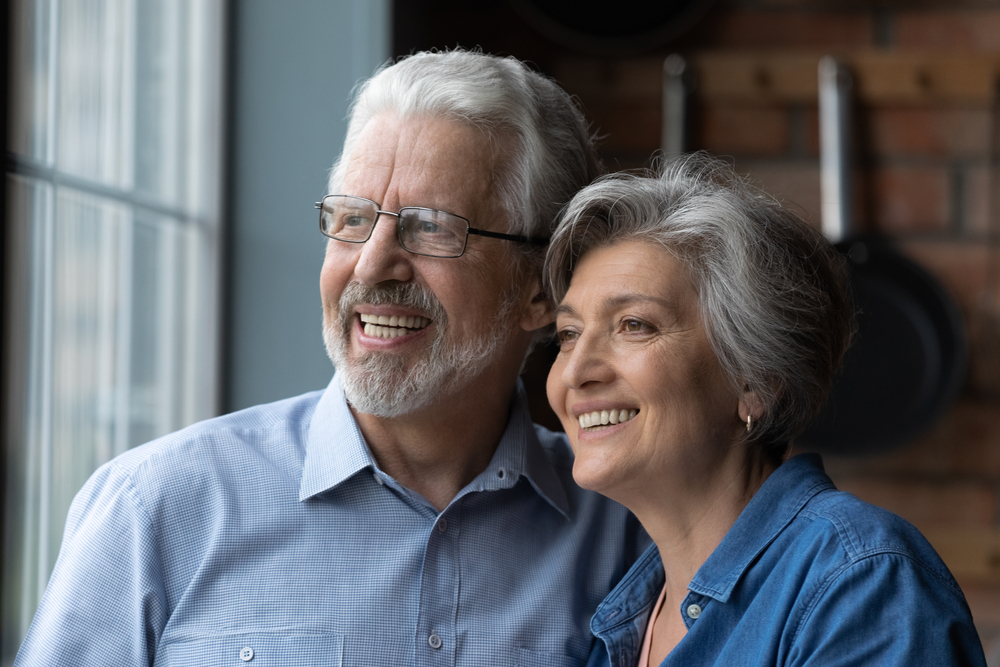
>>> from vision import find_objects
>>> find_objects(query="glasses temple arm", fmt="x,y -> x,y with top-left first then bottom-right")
467,227 -> 549,246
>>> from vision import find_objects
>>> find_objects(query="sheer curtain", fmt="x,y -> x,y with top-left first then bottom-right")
2,0 -> 224,659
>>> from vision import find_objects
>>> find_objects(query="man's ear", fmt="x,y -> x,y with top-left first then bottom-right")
519,276 -> 555,332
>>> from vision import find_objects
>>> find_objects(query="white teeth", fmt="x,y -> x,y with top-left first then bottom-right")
359,313 -> 431,338
578,409 -> 638,430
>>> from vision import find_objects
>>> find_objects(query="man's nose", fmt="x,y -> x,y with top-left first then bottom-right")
353,213 -> 414,285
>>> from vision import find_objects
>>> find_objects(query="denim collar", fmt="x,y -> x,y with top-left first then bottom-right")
591,453 -> 835,633
299,373 -> 570,518
688,453 -> 835,603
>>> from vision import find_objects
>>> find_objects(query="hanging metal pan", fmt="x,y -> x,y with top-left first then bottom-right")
796,57 -> 967,455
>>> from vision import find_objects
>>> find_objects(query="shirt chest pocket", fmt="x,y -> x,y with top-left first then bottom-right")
155,633 -> 343,666
516,647 -> 577,667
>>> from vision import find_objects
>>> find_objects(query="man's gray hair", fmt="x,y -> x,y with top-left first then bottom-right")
544,153 -> 855,459
328,49 -> 602,276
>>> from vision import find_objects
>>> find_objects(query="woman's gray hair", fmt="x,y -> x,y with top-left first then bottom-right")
328,49 -> 602,277
544,154 -> 855,458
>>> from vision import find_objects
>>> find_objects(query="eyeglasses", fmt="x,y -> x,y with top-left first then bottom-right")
316,194 -> 549,259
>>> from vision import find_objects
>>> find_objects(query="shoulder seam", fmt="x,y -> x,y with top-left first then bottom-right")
792,548 -> 965,648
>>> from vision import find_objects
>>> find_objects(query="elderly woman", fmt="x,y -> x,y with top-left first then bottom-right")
544,155 -> 985,667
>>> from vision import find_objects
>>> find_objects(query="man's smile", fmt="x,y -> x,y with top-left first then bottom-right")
358,313 -> 432,339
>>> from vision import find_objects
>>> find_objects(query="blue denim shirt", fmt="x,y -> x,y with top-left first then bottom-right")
15,374 -> 645,667
588,454 -> 985,667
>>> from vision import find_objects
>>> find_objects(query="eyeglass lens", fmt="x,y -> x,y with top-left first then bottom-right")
320,195 -> 469,258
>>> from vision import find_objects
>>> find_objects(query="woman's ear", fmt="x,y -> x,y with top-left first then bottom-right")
520,277 -> 555,332
738,383 -> 765,426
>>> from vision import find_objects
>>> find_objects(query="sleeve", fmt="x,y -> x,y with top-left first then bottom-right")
13,462 -> 168,666
787,552 -> 987,667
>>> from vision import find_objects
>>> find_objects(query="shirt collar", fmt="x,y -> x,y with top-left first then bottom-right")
299,374 -> 375,501
687,453 -> 834,603
299,373 -> 570,518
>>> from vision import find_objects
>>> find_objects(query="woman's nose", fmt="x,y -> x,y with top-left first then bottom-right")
561,333 -> 616,389
352,214 -> 414,285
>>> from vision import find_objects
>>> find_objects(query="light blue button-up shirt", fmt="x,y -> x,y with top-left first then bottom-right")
588,454 -> 986,667
14,375 -> 646,667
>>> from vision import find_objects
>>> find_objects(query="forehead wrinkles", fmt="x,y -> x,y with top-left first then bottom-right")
343,115 -> 502,226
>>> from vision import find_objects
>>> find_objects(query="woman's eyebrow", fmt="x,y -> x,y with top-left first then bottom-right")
602,293 -> 672,311
555,293 -> 675,318
554,303 -> 580,319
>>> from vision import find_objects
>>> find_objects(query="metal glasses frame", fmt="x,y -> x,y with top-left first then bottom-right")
315,195 -> 549,258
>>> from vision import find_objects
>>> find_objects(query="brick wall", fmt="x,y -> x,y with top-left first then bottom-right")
395,0 -> 1000,660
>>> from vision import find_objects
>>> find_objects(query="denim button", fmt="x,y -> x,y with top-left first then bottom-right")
686,604 -> 702,619
428,633 -> 443,649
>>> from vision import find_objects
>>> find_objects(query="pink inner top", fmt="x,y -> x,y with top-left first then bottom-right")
637,584 -> 668,667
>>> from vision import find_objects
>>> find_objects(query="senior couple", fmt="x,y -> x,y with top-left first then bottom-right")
15,50 -> 986,666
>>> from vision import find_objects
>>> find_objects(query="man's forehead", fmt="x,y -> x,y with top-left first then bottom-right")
341,114 -> 498,212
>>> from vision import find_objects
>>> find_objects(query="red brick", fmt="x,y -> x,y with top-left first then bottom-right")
695,10 -> 874,50
866,106 -> 991,158
868,165 -> 950,233
900,239 -> 988,317
554,58 -> 661,101
828,476 -> 996,530
699,103 -> 791,156
820,400 -> 1000,478
958,581 -> 1000,627
586,101 -> 661,153
964,166 -> 997,238
734,159 -> 823,226
753,0 -> 998,7
897,9 -> 1000,51
802,106 -> 821,158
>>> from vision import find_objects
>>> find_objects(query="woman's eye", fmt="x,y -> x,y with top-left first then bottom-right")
556,329 -> 579,346
623,319 -> 649,333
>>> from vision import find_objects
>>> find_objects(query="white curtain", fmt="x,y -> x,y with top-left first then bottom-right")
2,0 -> 224,659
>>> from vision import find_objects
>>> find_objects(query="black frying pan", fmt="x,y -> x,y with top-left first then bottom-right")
796,58 -> 967,455
507,0 -> 718,56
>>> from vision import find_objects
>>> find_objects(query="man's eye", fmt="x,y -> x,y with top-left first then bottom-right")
343,215 -> 368,227
417,220 -> 442,234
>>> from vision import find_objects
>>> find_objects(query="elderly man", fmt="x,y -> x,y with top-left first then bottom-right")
14,51 -> 645,666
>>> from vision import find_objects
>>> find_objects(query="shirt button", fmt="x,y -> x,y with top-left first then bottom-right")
373,472 -> 384,486
240,646 -> 254,661
428,633 -> 443,649
437,518 -> 448,533
686,603 -> 702,619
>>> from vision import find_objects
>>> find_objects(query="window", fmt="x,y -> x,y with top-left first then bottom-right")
2,0 -> 224,658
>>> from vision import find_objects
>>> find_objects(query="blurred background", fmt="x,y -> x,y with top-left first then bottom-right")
4,0 -> 1000,663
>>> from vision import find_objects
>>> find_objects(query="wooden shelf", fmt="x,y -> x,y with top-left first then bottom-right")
690,51 -> 1000,105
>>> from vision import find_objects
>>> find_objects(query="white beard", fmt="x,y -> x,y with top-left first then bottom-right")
324,281 -> 520,418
